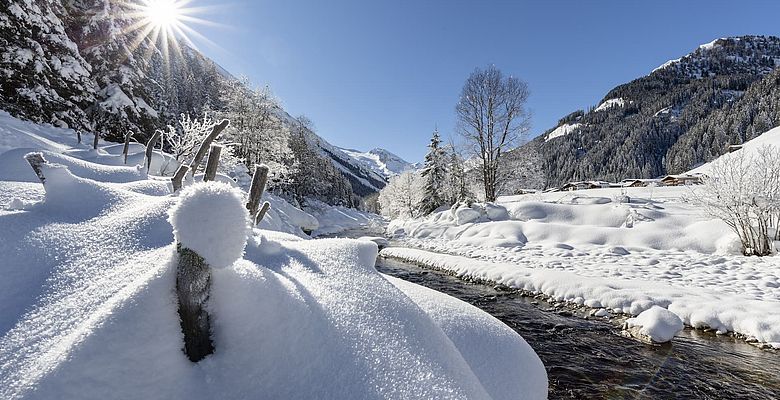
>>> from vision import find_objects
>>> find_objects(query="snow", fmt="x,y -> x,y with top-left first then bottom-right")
593,98 -> 625,112
386,276 -> 547,400
544,122 -> 582,142
687,124 -> 780,175
624,306 -> 684,343
386,185 -> 780,347
651,57 -> 682,73
168,182 -> 250,268
0,110 -> 545,398
339,147 -> 415,179
306,199 -> 385,236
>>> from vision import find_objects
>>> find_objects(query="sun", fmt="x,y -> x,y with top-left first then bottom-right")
143,0 -> 183,29
125,0 -> 218,63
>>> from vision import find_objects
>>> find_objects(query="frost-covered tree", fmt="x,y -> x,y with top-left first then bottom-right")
419,129 -> 449,214
693,145 -> 780,256
0,0 -> 96,130
378,171 -> 425,219
456,65 -> 530,201
444,147 -> 473,204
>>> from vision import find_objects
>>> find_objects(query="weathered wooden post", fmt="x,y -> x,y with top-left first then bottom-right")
145,130 -> 162,171
246,164 -> 269,215
176,244 -> 215,362
24,152 -> 47,184
92,130 -> 100,150
203,145 -> 222,182
122,132 -> 134,164
170,181 -> 250,362
171,165 -> 190,192
76,131 -> 82,144
255,201 -> 271,225
189,120 -> 229,177
246,164 -> 272,224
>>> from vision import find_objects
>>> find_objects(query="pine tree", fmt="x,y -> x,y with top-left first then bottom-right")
419,129 -> 448,214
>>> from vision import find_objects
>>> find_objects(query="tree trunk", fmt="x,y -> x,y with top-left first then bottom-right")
92,130 -> 100,150
176,244 -> 214,362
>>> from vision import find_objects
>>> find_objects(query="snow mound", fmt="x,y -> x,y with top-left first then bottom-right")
624,306 -> 684,343
455,204 -> 482,225
168,182 -> 250,268
387,276 -> 547,400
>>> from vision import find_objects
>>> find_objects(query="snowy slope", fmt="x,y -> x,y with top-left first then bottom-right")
338,147 -> 416,179
0,111 -> 547,399
687,124 -> 780,175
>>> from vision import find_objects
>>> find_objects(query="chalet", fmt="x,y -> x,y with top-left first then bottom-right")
726,144 -> 743,153
619,178 -> 663,188
560,180 -> 612,191
660,174 -> 703,186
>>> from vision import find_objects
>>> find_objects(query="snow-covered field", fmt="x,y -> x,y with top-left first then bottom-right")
0,112 -> 546,399
386,184 -> 780,347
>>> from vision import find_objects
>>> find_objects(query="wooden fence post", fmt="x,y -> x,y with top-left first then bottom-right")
255,201 -> 271,225
123,132 -> 133,164
92,131 -> 100,150
189,120 -> 229,177
145,130 -> 162,171
246,164 -> 269,219
176,244 -> 215,362
24,152 -> 47,184
203,145 -> 222,182
171,165 -> 190,192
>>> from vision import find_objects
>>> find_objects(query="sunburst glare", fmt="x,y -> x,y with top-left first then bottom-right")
124,0 -> 220,63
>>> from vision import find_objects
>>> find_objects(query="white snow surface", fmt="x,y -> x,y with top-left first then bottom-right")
593,98 -> 626,112
306,199 -> 386,236
168,182 -> 250,268
687,124 -> 780,175
339,147 -> 416,179
387,186 -> 780,347
0,111 -> 546,399
544,123 -> 582,142
625,306 -> 684,343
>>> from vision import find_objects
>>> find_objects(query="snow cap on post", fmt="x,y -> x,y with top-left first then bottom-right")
169,182 -> 251,268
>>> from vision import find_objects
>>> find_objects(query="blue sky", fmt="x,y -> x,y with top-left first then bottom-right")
191,0 -> 780,162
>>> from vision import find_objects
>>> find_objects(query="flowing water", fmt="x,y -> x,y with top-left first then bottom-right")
322,229 -> 780,398
375,257 -> 780,399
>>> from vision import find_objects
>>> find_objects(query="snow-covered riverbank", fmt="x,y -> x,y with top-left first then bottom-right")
386,186 -> 780,348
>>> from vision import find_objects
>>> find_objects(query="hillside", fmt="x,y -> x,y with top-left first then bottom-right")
338,147 -> 416,180
513,35 -> 780,188
0,0 -> 390,205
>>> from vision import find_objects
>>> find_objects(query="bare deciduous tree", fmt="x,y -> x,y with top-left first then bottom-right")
693,145 -> 780,256
456,65 -> 530,202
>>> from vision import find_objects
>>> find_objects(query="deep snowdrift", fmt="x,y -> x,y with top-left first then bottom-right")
0,112 -> 546,399
387,185 -> 780,348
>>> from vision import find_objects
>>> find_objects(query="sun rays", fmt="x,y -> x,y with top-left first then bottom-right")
123,0 -> 221,65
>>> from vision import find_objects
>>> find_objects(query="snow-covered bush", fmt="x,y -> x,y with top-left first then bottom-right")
693,145 -> 780,256
378,170 -> 425,219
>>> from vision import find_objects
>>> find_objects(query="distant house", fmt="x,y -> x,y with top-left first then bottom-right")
561,181 -> 612,191
726,144 -> 743,153
514,188 -> 539,195
619,178 -> 663,188
660,174 -> 703,186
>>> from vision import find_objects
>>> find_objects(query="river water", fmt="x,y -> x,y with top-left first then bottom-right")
376,255 -> 780,399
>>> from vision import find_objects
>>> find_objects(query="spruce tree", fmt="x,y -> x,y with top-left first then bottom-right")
419,129 -> 448,214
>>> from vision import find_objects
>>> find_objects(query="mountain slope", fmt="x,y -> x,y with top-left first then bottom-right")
338,147 -> 416,180
0,0 -> 392,203
516,35 -> 780,188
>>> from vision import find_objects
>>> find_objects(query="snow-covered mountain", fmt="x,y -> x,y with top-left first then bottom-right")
512,35 -> 780,188
337,147 -> 416,180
